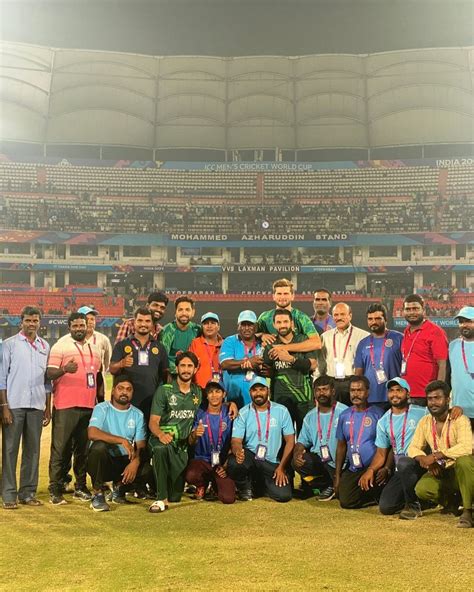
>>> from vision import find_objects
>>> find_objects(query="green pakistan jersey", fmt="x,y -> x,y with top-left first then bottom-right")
150,380 -> 202,444
257,307 -> 317,337
263,334 -> 316,403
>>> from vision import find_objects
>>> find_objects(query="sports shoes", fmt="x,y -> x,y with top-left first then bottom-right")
399,503 -> 423,520
50,494 -> 67,506
73,487 -> 92,502
238,489 -> 253,502
193,486 -> 206,501
90,493 -> 110,512
110,485 -> 127,505
317,486 -> 336,502
149,500 -> 168,513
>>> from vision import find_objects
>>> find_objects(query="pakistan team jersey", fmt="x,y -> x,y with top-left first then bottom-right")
257,307 -> 318,337
375,405 -> 427,455
160,321 -> 200,373
150,380 -> 202,444
88,401 -> 146,457
263,334 -> 317,404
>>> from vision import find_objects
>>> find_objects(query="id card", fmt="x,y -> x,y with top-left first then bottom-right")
212,372 -> 221,383
255,444 -> 267,461
351,452 -> 362,469
375,368 -> 387,384
320,445 -> 331,463
400,360 -> 407,375
138,351 -> 149,366
335,361 -> 345,379
393,453 -> 405,470
245,370 -> 254,382
211,451 -> 220,467
86,372 -> 96,389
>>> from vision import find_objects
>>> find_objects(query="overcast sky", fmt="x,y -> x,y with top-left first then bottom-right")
0,0 -> 473,56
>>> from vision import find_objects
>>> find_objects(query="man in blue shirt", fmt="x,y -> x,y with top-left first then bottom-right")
354,303 -> 403,408
227,376 -> 295,502
293,375 -> 348,501
186,380 -> 235,504
449,306 -> 474,428
1,306 -> 51,509
358,377 -> 427,518
335,375 -> 384,509
87,375 -> 149,512
219,310 -> 264,408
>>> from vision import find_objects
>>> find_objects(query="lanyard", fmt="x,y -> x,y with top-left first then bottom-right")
253,404 -> 271,444
370,333 -> 387,369
431,416 -> 451,451
317,404 -> 336,445
206,411 -> 224,451
244,341 -> 257,358
131,339 -> 151,353
389,408 -> 409,454
204,341 -> 220,373
22,333 -> 40,351
402,327 -> 422,361
74,342 -> 94,370
461,340 -> 474,377
333,326 -> 353,361
349,408 -> 368,450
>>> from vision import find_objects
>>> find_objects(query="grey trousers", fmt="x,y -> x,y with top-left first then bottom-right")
2,408 -> 44,503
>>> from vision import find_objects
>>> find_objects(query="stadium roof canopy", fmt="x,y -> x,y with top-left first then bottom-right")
1,41 -> 473,152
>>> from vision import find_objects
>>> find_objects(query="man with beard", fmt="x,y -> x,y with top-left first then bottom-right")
148,352 -> 202,513
87,375 -> 150,512
189,312 -> 223,389
407,381 -> 473,528
110,307 -> 168,422
47,313 -> 102,505
257,279 -> 321,353
400,294 -> 448,406
1,306 -> 51,509
449,306 -> 474,427
321,303 -> 370,406
354,303 -> 403,408
219,310 -> 264,408
334,376 -> 385,509
161,296 -> 200,374
263,308 -> 318,433
115,291 -> 169,344
293,376 -> 348,501
228,377 -> 295,502
312,289 -> 336,333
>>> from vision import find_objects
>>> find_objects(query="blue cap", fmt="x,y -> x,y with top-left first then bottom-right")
77,306 -> 98,316
454,306 -> 474,321
386,377 -> 410,392
249,376 -> 268,390
204,379 -> 225,393
238,310 -> 257,324
201,312 -> 220,323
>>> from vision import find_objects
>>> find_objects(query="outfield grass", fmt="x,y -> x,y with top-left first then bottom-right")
1,378 -> 473,591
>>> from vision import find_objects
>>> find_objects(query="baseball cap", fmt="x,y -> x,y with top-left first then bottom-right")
204,380 -> 225,393
201,312 -> 220,323
77,306 -> 98,316
237,310 -> 257,324
454,306 -> 474,321
249,376 -> 268,390
386,377 -> 410,392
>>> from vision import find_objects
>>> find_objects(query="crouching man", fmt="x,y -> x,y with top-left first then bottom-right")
87,375 -> 150,511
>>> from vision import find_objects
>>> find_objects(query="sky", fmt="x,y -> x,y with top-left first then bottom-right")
0,0 -> 473,56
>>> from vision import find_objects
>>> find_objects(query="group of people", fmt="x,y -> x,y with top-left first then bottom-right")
1,280 -> 473,528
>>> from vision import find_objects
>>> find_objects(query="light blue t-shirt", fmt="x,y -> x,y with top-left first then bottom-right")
219,334 -> 264,408
297,402 -> 348,468
232,401 -> 294,464
89,401 -> 146,457
449,338 -> 474,419
375,405 -> 427,455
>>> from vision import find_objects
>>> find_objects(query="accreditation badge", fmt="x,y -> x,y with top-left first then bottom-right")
375,368 -> 387,384
255,444 -> 267,461
400,360 -> 407,375
212,372 -> 222,383
351,452 -> 362,469
138,351 -> 149,366
335,361 -> 345,379
211,451 -> 220,467
86,372 -> 96,389
244,370 -> 254,382
320,445 -> 331,463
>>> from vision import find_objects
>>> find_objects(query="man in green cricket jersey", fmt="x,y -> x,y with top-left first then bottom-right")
263,309 -> 318,433
160,296 -> 200,374
148,351 -> 202,513
257,279 -> 321,356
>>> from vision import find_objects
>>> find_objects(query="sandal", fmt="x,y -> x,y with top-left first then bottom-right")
457,513 -> 473,528
19,498 -> 43,506
2,501 -> 18,510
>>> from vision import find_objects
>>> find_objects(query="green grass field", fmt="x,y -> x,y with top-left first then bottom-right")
2,378 -> 473,591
